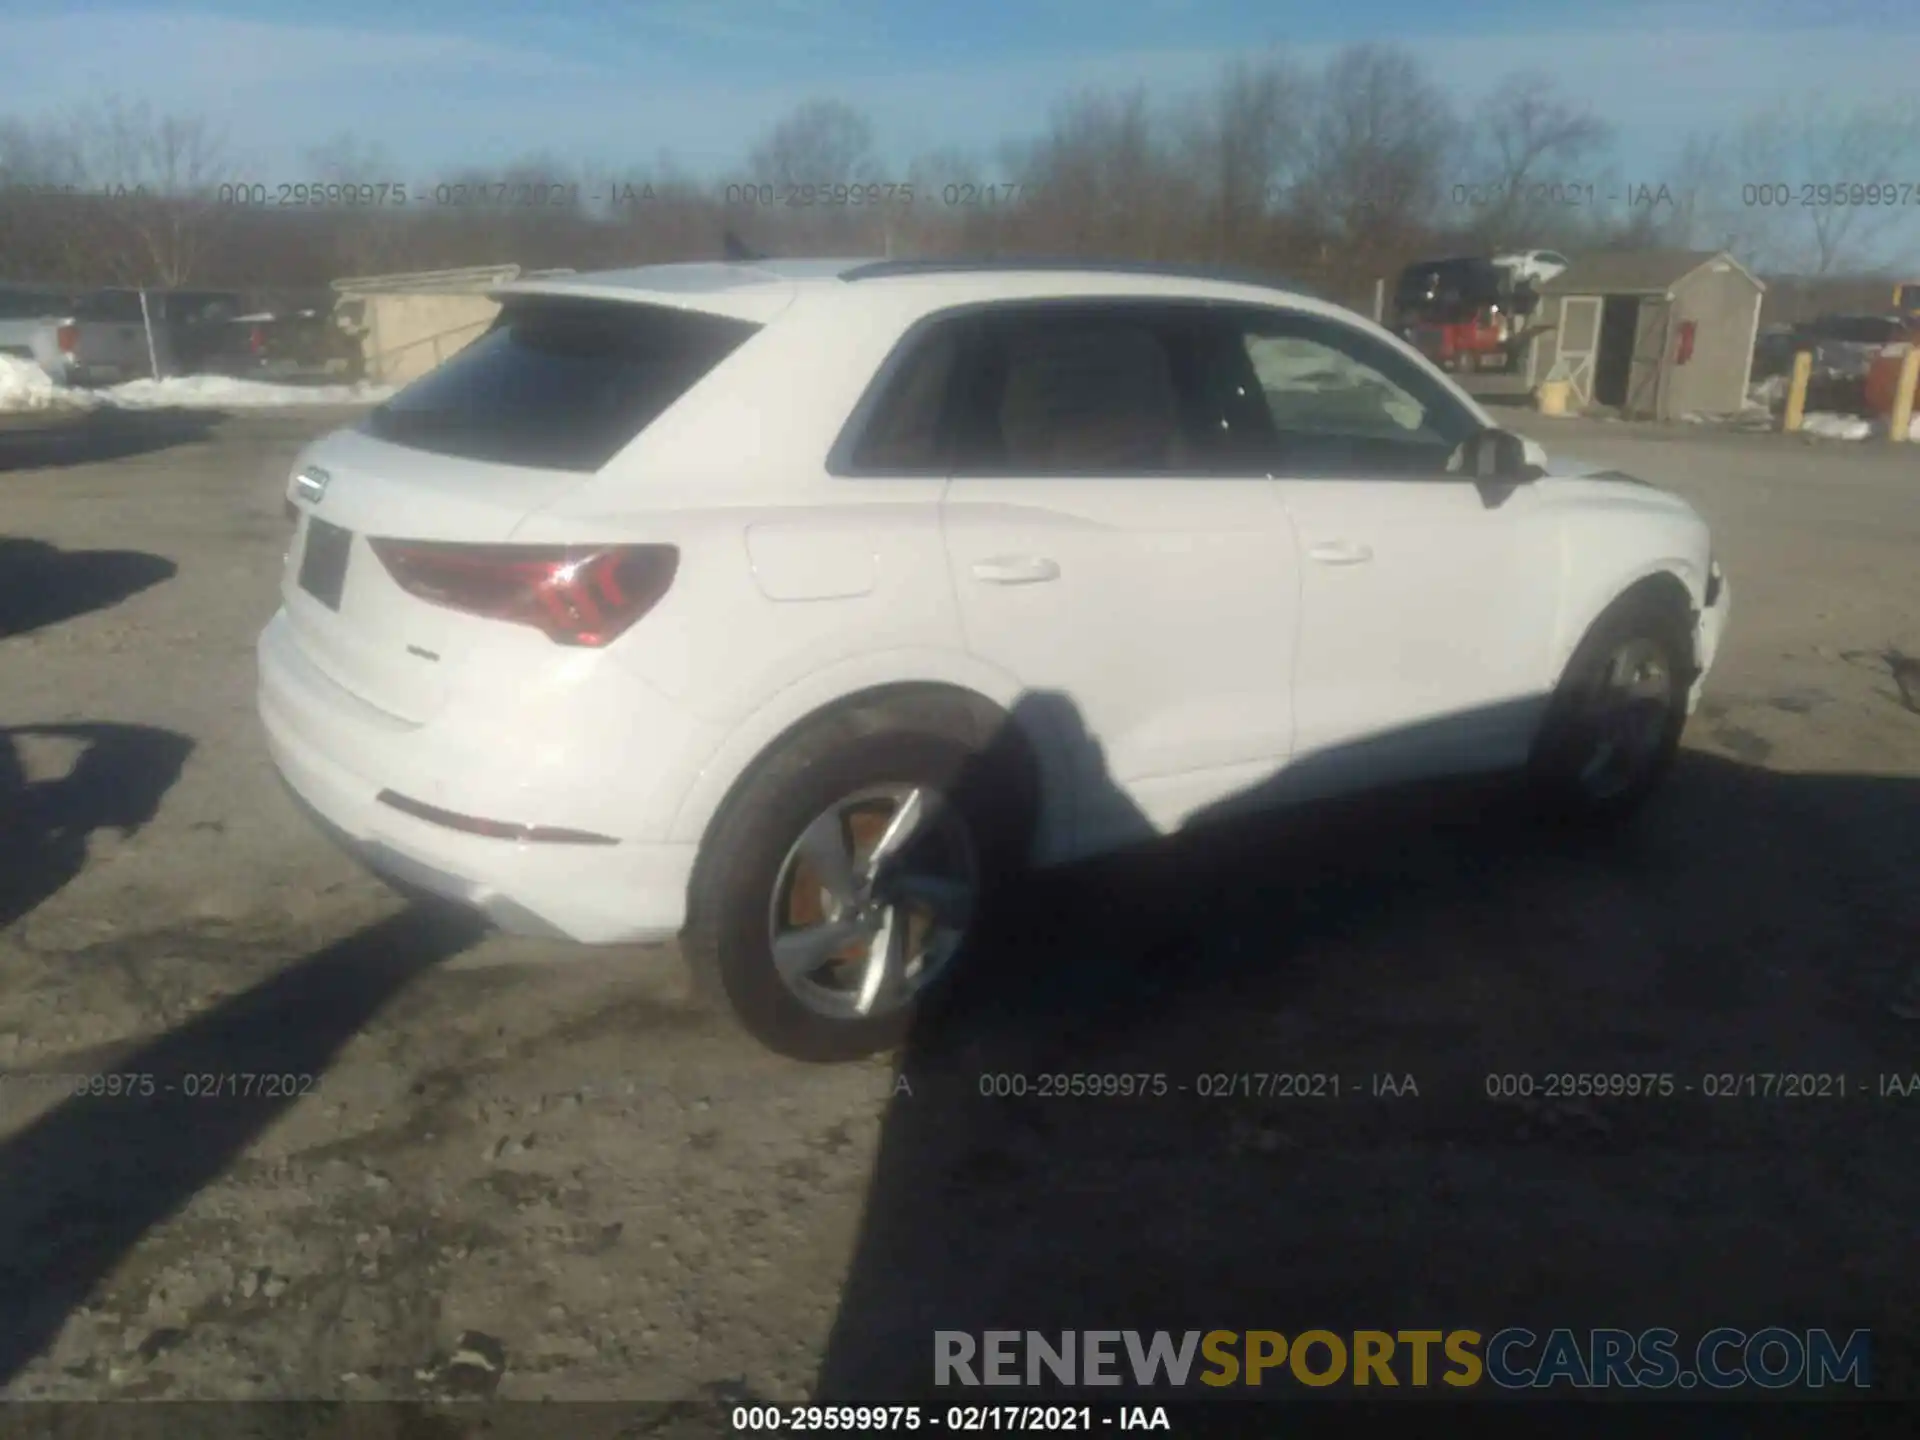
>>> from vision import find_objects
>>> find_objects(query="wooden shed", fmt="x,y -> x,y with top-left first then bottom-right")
331,264 -> 572,386
1524,249 -> 1764,420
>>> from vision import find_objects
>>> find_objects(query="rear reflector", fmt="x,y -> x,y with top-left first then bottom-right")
376,789 -> 618,845
367,541 -> 678,647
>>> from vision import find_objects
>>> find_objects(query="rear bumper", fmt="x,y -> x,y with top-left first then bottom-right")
257,610 -> 701,944
65,363 -> 137,387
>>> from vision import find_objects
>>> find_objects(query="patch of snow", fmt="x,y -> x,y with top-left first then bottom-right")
2,354 -> 393,413
1747,375 -> 1788,408
1799,412 -> 1873,441
97,374 -> 396,409
1797,412 -> 1920,441
0,355 -> 98,414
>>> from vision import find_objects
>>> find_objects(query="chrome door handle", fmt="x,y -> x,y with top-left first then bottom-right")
970,556 -> 1061,585
1307,541 -> 1374,566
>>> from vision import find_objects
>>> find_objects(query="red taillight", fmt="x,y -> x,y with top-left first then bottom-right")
368,541 -> 678,647
249,326 -> 266,354
56,323 -> 78,354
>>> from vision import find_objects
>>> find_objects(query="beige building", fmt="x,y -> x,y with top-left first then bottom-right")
1524,250 -> 1765,420
332,265 -> 571,386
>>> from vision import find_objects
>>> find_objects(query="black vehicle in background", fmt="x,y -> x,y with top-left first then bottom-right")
1391,257 -> 1539,372
155,290 -> 249,374
168,290 -> 363,381
1751,313 -> 1908,383
1796,313 -> 1906,378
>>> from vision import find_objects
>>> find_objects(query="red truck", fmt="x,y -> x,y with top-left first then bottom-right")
1391,257 -> 1536,373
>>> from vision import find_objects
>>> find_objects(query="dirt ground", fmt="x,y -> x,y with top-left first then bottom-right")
3,405 -> 1919,1421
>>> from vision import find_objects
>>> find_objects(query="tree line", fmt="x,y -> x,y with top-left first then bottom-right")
2,47 -> 1918,312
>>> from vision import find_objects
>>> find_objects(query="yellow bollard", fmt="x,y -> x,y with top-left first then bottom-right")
1782,350 -> 1813,433
1889,346 -> 1920,444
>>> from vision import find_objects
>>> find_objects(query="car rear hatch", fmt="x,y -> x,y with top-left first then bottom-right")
279,291 -> 764,724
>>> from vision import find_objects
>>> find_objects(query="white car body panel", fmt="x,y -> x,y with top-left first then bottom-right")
940,475 -> 1300,851
257,258 -> 1728,947
1275,476 -> 1561,797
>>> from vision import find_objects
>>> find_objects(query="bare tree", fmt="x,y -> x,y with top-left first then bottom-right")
739,99 -> 884,252
899,147 -> 977,251
298,132 -> 416,278
0,116 -> 90,281
304,132 -> 398,186
0,115 -> 85,189
1462,73 -> 1612,247
1294,44 -> 1456,276
63,99 -> 231,285
1178,54 -> 1307,264
1004,86 -> 1194,258
1672,98 -> 1920,273
746,99 -> 880,189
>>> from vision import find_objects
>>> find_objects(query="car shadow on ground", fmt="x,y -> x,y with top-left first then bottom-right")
0,723 -> 196,932
0,905 -> 485,1386
0,408 -> 226,472
0,537 -> 177,641
816,691 -> 1920,1410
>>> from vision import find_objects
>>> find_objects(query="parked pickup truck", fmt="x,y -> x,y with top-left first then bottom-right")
188,292 -> 364,381
0,285 -> 161,386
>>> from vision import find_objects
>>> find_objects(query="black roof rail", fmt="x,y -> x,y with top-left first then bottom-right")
839,256 -> 1317,296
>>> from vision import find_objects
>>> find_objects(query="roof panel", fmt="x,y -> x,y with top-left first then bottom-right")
1538,248 -> 1757,296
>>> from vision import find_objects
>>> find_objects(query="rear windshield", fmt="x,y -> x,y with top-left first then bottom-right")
73,290 -> 148,322
0,289 -> 72,320
361,297 -> 761,472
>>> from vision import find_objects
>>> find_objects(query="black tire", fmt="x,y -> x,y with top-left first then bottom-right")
1527,587 -> 1694,827
681,690 -> 1036,1062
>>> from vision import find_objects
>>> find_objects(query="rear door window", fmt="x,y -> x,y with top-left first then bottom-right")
73,290 -> 147,323
361,297 -> 760,472
950,305 -> 1199,476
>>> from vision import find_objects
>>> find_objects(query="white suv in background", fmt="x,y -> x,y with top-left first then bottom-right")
1491,249 -> 1571,288
257,258 -> 1728,1060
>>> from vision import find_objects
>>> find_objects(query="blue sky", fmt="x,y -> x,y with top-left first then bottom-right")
1,0 -> 1915,193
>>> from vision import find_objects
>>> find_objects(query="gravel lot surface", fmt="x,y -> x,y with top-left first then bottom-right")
3,406 -> 1919,1421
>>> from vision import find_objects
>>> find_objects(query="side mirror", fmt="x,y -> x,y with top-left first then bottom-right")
1448,427 -> 1540,483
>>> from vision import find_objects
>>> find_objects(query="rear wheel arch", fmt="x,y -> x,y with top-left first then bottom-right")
683,680 -> 1045,896
679,680 -> 1048,1060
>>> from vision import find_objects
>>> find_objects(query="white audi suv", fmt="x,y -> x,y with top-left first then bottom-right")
257,257 -> 1729,1059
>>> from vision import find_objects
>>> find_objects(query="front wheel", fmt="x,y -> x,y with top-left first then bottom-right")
1528,592 -> 1693,826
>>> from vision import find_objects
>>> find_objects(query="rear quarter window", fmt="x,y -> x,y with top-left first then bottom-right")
361,297 -> 761,472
